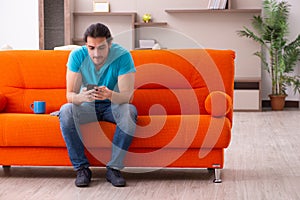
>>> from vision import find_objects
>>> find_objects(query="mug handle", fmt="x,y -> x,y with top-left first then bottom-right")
30,103 -> 34,111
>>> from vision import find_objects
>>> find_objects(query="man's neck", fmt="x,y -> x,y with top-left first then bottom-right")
95,64 -> 103,71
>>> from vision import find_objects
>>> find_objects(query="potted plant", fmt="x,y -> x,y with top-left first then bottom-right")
237,0 -> 300,110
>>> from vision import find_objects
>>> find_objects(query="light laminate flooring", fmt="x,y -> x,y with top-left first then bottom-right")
1,110 -> 300,200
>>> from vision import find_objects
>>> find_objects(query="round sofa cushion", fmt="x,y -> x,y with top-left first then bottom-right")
205,91 -> 232,117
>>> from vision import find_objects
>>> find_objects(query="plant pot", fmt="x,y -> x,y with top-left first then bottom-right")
268,94 -> 287,111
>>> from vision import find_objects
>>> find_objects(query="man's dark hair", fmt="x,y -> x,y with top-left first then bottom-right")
83,23 -> 113,43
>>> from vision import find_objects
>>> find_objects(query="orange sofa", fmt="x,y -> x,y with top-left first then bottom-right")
0,49 -> 235,183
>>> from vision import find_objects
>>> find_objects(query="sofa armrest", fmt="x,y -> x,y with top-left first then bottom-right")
205,91 -> 232,118
0,92 -> 7,112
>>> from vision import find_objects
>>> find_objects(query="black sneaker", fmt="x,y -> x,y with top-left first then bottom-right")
106,167 -> 126,187
75,167 -> 92,187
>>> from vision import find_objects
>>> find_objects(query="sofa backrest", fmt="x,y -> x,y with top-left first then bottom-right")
0,49 -> 235,121
0,50 -> 69,113
131,49 -> 235,121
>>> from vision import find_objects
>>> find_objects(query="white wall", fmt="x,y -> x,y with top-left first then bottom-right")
0,0 -> 39,49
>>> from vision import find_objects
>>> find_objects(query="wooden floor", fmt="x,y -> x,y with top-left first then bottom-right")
1,110 -> 300,200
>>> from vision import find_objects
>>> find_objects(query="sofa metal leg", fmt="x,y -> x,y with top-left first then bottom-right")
213,168 -> 222,183
2,165 -> 11,176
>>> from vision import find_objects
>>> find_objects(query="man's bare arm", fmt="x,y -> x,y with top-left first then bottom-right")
66,69 -> 94,105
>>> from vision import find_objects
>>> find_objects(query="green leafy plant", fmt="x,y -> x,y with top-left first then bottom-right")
237,0 -> 300,96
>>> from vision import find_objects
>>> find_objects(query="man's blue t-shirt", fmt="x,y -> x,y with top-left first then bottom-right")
67,43 -> 136,93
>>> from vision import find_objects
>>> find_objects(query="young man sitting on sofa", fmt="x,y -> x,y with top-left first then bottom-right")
59,23 -> 137,187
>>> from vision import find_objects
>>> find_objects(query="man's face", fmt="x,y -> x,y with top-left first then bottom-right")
86,36 -> 111,67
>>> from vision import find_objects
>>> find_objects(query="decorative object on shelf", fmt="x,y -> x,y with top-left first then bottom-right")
237,0 -> 300,111
139,39 -> 155,49
142,14 -> 152,23
152,43 -> 161,50
208,0 -> 228,9
0,44 -> 13,50
93,0 -> 110,12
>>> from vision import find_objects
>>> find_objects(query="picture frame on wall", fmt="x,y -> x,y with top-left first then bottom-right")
93,1 -> 110,12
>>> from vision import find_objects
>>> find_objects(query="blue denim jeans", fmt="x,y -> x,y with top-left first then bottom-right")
59,101 -> 137,171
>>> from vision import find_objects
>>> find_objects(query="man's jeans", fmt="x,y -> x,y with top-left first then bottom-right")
59,101 -> 137,170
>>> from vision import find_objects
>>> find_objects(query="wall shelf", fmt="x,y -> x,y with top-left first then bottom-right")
165,9 -> 261,14
73,12 -> 136,17
72,12 -> 136,27
134,22 -> 167,27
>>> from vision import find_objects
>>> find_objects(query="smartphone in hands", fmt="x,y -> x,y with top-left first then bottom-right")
86,84 -> 98,91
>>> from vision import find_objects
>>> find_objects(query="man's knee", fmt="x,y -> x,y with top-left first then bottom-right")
59,103 -> 73,118
119,103 -> 137,121
59,103 -> 76,124
113,104 -> 137,134
128,104 -> 137,119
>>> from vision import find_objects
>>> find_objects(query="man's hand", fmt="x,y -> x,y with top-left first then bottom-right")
79,87 -> 98,102
92,86 -> 112,101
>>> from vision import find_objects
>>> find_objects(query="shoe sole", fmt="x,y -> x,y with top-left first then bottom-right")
106,178 -> 126,187
75,183 -> 90,187
75,178 -> 91,187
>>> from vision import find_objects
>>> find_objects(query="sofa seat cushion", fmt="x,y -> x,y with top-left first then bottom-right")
80,115 -> 231,149
0,114 -> 231,149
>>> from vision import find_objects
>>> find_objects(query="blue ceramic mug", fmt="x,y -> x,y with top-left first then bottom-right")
30,101 -> 46,114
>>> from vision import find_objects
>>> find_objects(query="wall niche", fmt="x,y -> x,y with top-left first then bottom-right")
39,0 -> 65,49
